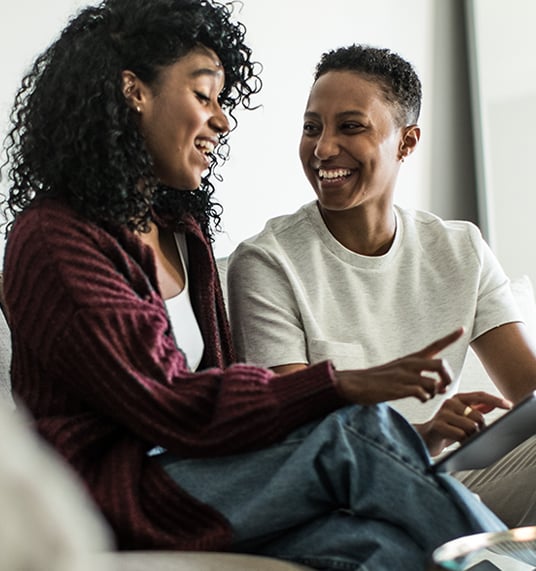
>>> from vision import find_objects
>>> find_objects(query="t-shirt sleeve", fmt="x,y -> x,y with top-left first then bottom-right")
472,236 -> 523,341
227,241 -> 309,367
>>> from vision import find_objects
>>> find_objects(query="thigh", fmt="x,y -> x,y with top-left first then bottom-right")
456,435 -> 536,527
244,510 -> 425,571
157,417 -> 323,543
159,404 -> 503,551
157,404 -> 430,544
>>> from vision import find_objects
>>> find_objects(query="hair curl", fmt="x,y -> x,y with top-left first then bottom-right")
314,44 -> 422,127
2,0 -> 262,239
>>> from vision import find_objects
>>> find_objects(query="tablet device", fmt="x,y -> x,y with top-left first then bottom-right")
432,390 -> 536,473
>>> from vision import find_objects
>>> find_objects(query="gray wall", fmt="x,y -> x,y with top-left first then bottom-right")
467,0 -> 536,286
429,0 -> 478,224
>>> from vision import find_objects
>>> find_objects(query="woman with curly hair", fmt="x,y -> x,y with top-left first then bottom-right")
1,1 -> 505,568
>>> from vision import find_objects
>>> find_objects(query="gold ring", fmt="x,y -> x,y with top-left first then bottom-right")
463,405 -> 473,417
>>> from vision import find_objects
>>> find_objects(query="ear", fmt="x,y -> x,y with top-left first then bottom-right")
121,70 -> 145,114
398,124 -> 421,162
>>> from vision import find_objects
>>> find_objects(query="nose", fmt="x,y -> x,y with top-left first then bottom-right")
210,104 -> 230,135
314,129 -> 339,160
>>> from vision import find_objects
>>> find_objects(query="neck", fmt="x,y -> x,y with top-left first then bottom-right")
137,223 -> 185,299
318,203 -> 396,256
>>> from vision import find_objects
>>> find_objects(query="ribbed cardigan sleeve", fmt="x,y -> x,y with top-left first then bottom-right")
3,200 -> 345,549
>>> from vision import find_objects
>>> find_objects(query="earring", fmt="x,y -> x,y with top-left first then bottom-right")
135,105 -> 141,114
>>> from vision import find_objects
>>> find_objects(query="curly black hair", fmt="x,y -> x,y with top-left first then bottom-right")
314,44 -> 422,127
2,0 -> 262,239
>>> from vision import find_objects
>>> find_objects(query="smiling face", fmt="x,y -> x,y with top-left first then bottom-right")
123,47 -> 229,190
299,70 -> 417,214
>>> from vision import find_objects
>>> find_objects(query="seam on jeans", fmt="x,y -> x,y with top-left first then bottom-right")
341,418 -> 440,489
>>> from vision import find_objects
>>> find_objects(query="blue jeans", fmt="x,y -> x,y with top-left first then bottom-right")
158,405 -> 505,570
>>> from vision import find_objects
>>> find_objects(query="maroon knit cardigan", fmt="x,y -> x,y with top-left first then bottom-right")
4,198 -> 343,550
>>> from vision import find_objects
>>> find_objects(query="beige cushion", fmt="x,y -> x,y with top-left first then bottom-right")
0,401 -> 113,571
0,303 -> 13,409
96,551 -> 310,570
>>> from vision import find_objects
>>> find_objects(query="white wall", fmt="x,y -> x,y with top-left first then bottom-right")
0,0 -> 90,140
1,1 -> 472,261
210,0 -> 435,257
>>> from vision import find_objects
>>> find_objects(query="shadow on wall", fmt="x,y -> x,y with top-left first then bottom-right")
429,0 -> 478,225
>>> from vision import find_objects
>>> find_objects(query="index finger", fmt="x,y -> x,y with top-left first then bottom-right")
416,327 -> 464,358
462,392 -> 513,413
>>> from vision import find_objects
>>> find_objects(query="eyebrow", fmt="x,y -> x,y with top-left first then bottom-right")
190,68 -> 223,79
303,110 -> 368,120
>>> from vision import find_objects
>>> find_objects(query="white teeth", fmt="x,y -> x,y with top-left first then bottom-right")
194,139 -> 215,154
318,168 -> 352,180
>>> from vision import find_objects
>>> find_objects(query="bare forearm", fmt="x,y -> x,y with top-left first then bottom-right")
472,322 -> 536,403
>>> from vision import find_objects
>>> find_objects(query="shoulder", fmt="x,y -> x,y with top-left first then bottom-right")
230,202 -> 316,260
6,200 -> 90,281
397,206 -> 485,255
7,198 -> 143,261
4,198 -> 151,310
7,199 -> 106,252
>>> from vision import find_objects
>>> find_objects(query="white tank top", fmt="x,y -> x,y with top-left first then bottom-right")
148,234 -> 204,457
164,233 -> 204,372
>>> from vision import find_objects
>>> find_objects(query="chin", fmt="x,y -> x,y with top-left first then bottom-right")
159,175 -> 201,191
318,198 -> 358,212
154,162 -> 203,190
181,172 -> 204,191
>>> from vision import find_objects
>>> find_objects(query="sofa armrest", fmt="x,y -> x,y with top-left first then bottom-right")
95,551 -> 311,571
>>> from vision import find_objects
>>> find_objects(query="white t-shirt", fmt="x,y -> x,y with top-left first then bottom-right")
227,201 -> 522,423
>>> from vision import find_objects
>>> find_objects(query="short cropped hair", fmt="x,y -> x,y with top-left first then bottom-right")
314,44 -> 422,127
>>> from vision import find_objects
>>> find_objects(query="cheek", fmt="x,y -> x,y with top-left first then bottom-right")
299,138 -> 313,165
140,113 -> 174,162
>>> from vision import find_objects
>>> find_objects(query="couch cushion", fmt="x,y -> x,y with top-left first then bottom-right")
0,400 -> 113,571
0,305 -> 13,408
95,551 -> 311,570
